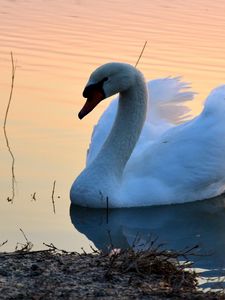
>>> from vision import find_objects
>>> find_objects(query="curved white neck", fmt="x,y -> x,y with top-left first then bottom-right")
92,71 -> 148,178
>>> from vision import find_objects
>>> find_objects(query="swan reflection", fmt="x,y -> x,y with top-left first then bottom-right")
70,196 -> 225,280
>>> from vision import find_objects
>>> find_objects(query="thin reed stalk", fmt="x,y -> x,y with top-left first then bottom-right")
135,41 -> 147,67
3,52 -> 16,202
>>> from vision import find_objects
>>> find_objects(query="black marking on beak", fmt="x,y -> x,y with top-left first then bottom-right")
83,77 -> 108,99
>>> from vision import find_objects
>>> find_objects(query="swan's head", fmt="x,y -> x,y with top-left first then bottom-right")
78,62 -> 138,119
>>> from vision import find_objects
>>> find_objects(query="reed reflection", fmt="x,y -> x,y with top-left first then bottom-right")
70,197 -> 225,278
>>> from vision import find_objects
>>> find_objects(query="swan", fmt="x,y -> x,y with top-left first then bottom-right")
70,62 -> 225,208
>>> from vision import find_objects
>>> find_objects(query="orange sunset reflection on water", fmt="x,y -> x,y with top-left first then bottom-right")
0,0 -> 225,251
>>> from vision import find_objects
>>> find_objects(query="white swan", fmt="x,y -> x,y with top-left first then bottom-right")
70,62 -> 225,208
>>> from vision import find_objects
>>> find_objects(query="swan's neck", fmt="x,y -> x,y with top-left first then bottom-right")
93,72 -> 147,178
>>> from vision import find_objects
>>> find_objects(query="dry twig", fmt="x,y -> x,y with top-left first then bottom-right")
15,228 -> 33,252
51,180 -> 56,214
3,52 -> 16,203
43,242 -> 66,253
0,240 -> 8,248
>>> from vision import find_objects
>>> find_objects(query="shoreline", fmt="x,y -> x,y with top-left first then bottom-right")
0,247 -> 224,299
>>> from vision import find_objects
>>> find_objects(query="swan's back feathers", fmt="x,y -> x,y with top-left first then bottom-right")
86,77 -> 195,166
202,85 -> 225,116
148,77 -> 195,124
121,85 -> 225,205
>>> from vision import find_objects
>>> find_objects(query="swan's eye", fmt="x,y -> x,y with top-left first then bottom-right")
102,77 -> 108,82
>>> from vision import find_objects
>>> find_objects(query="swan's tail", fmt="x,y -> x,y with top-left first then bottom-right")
147,77 -> 196,124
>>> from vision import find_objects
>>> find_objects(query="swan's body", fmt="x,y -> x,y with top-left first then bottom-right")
70,62 -> 225,208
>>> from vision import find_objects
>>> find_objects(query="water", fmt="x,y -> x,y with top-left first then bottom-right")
71,197 -> 225,289
0,0 -> 225,286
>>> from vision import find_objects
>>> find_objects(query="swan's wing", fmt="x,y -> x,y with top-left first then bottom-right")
86,77 -> 195,166
123,85 -> 225,204
147,77 -> 195,124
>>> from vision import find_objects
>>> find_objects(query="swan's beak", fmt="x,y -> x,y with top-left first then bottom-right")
79,85 -> 105,119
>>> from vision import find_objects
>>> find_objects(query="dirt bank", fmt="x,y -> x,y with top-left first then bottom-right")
0,247 -> 224,299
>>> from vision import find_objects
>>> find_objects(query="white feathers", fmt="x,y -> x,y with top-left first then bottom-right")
147,77 -> 195,124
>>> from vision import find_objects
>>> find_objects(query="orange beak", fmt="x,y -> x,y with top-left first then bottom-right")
78,86 -> 105,119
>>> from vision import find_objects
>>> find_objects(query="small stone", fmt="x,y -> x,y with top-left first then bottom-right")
31,264 -> 39,271
0,269 -> 8,276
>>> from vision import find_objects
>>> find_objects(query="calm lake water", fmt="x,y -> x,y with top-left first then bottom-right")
1,0 -> 225,288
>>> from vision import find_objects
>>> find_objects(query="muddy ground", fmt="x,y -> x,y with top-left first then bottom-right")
0,245 -> 224,299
